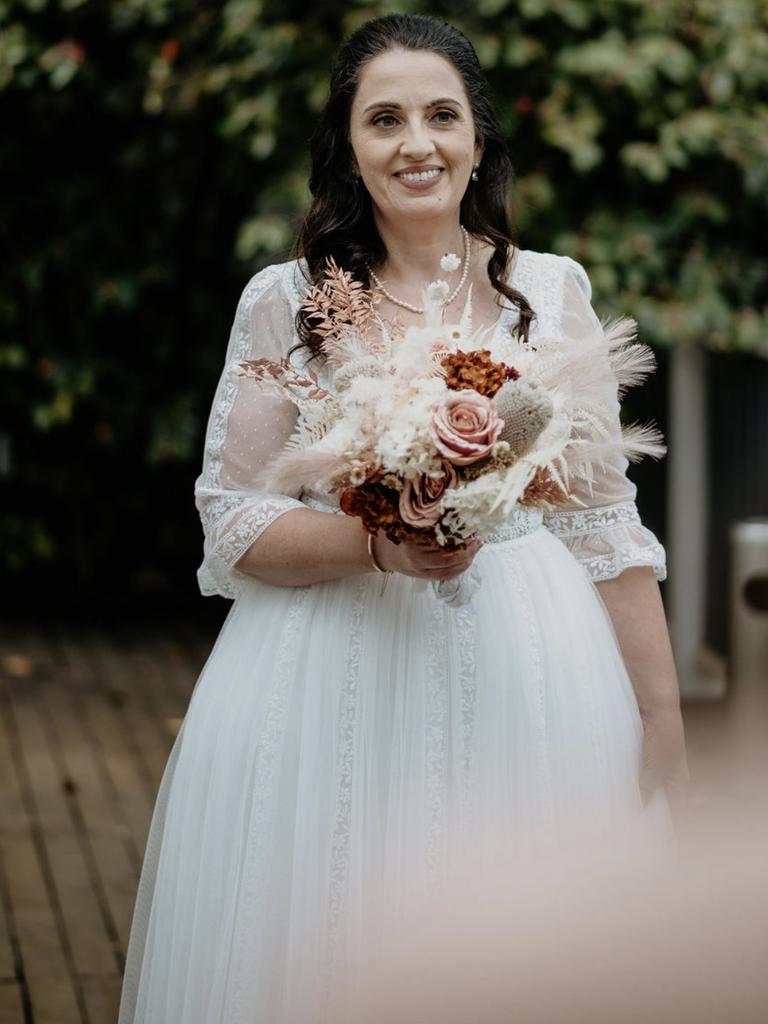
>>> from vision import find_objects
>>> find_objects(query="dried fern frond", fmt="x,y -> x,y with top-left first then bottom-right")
520,466 -> 572,507
301,257 -> 378,340
238,357 -> 329,399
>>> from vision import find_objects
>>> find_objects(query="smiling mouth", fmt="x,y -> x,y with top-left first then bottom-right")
396,168 -> 443,183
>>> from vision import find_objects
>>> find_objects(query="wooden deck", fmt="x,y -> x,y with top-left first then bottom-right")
0,621 -> 730,1024
0,623 -> 214,1024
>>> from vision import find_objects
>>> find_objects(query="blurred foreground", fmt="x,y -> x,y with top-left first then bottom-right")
332,690 -> 768,1024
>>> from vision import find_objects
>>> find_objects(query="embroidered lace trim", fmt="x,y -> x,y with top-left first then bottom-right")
542,501 -> 642,538
542,501 -> 667,583
197,496 -> 306,599
578,543 -> 668,583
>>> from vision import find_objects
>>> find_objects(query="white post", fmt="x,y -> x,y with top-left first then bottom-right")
667,345 -> 721,698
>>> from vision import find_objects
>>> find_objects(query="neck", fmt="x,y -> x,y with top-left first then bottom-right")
373,213 -> 465,285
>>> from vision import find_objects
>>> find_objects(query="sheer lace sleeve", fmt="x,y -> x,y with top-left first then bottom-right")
541,258 -> 667,583
194,265 -> 307,599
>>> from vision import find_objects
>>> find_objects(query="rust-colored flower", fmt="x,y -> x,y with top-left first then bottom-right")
340,481 -> 447,547
440,349 -> 519,398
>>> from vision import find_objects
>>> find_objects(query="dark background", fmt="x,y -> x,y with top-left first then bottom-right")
1,0 -> 766,643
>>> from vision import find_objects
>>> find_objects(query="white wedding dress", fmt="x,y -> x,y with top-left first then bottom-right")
119,250 -> 673,1023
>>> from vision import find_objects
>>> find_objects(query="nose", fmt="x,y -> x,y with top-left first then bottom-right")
400,117 -> 436,161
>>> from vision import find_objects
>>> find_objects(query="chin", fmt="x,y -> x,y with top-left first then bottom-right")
384,194 -> 461,223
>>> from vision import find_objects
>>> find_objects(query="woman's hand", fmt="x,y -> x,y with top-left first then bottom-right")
639,704 -> 691,819
373,534 -> 483,581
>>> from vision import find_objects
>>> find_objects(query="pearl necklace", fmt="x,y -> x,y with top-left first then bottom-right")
368,226 -> 472,315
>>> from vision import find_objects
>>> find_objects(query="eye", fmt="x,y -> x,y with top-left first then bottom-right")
372,113 -> 399,128
432,109 -> 458,124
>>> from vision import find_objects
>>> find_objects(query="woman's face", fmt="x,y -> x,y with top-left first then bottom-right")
349,48 -> 482,228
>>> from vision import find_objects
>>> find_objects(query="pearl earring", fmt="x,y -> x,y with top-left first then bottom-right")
471,163 -> 480,182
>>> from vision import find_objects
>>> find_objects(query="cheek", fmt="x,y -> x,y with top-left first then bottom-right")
354,140 -> 393,183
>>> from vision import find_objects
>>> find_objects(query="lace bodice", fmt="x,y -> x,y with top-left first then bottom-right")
194,251 -> 667,598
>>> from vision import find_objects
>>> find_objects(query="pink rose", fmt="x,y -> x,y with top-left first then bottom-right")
431,390 -> 503,466
399,464 -> 458,528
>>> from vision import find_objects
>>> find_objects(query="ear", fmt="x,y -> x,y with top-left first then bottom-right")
473,137 -> 485,167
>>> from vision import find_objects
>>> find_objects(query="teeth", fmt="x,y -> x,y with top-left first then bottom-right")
399,169 -> 441,182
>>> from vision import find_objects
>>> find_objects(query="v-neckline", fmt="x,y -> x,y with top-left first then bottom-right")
370,248 -> 528,346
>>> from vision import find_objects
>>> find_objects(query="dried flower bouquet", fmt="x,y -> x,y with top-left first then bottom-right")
239,259 -> 665,604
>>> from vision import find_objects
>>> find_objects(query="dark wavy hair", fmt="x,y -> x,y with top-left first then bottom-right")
293,13 -> 535,358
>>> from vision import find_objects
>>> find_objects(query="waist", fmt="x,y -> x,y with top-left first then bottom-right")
301,493 -> 544,545
483,506 -> 544,544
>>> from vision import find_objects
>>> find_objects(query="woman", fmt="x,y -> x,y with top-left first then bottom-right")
119,13 -> 689,1023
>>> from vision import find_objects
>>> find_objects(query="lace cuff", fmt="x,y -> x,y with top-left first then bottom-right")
542,500 -> 667,583
196,492 -> 305,599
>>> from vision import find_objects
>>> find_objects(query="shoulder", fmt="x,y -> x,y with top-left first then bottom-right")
511,249 -> 594,337
513,248 -> 591,293
237,258 -> 309,313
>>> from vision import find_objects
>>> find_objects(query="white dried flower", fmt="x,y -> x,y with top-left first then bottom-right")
425,280 -> 450,305
440,252 -> 461,273
349,462 -> 367,486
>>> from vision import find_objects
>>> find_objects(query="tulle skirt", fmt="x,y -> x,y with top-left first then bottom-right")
118,521 -> 673,1023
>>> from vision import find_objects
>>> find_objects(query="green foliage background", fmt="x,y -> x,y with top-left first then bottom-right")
1,0 -> 767,615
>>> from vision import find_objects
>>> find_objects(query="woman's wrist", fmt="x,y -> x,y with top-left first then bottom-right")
367,532 -> 390,574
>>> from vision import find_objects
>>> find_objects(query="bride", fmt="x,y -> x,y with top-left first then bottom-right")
119,12 -> 689,1023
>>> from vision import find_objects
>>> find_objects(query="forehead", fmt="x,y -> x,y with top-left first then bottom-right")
352,48 -> 468,111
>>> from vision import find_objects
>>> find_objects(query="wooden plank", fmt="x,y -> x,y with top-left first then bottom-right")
0,981 -> 25,1024
82,974 -> 122,1024
33,652 -> 140,961
83,631 -> 179,789
122,635 -> 192,725
6,679 -> 120,984
52,629 -> 156,860
70,626 -> 174,794
0,681 -> 83,1024
161,624 -> 217,692
0,877 -> 16,982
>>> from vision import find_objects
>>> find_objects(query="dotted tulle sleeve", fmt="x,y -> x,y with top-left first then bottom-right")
541,258 -> 667,583
194,266 -> 306,599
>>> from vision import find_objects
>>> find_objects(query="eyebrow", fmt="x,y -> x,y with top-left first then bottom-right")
362,97 -> 464,113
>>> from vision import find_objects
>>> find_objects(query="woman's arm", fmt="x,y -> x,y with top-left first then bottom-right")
596,566 -> 679,714
596,566 -> 690,812
235,508 -> 372,586
235,508 -> 482,587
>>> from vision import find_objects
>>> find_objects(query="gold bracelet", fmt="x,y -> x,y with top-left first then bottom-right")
367,532 -> 392,596
367,532 -> 387,573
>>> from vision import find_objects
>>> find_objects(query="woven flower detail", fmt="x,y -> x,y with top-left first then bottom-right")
440,252 -> 461,272
492,379 -> 554,458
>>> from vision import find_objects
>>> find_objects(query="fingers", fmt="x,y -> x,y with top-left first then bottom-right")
416,556 -> 477,579
409,539 -> 482,570
381,535 -> 483,580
